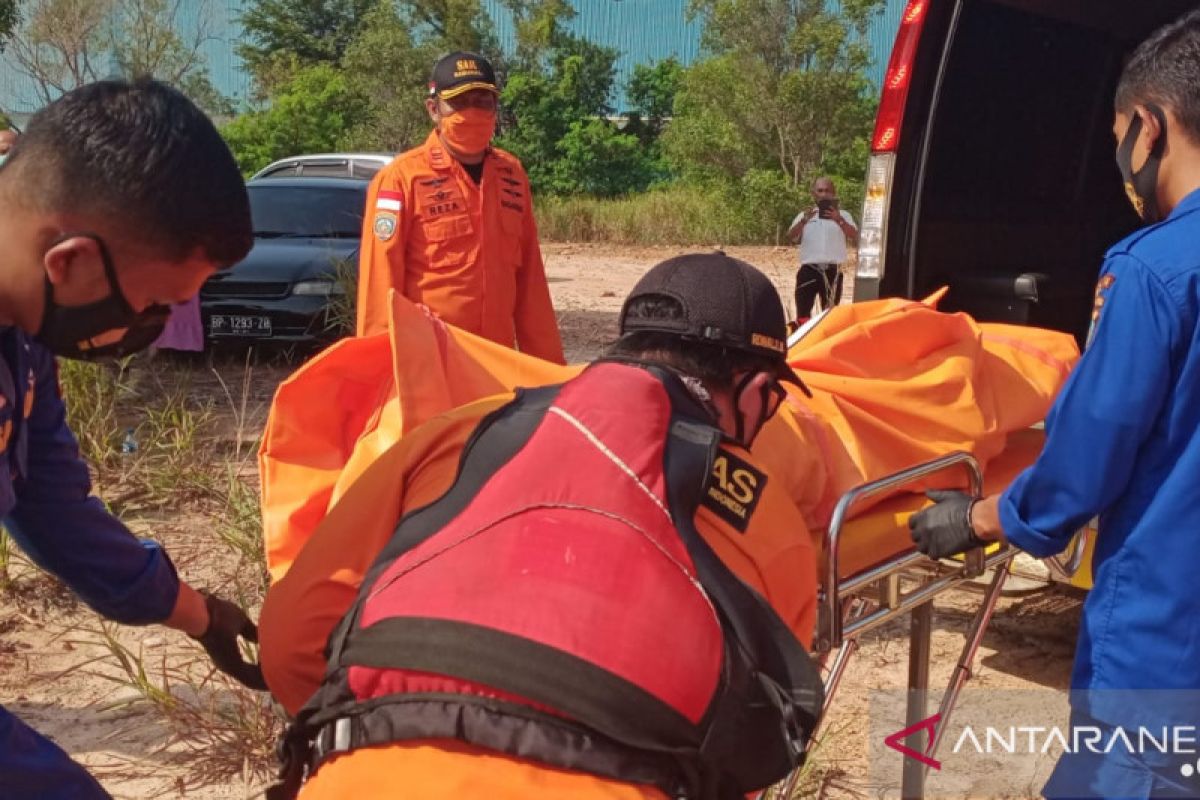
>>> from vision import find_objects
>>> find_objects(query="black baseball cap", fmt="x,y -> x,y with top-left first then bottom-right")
429,51 -> 498,100
619,252 -> 811,396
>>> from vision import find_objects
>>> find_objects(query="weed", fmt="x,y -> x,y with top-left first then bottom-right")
322,254 -> 358,338
536,177 -> 808,246
214,464 -> 265,573
0,527 -> 11,592
77,620 -> 282,788
57,358 -> 133,489
129,382 -> 215,501
0,527 -> 35,597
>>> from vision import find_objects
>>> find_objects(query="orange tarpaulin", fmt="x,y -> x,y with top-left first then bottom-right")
259,291 -> 1079,583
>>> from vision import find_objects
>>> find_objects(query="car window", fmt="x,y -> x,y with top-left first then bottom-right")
351,160 -> 385,178
249,185 -> 367,239
299,162 -> 352,177
259,164 -> 300,178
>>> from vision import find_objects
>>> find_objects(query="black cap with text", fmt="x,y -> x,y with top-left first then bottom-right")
619,252 -> 811,396
429,52 -> 498,99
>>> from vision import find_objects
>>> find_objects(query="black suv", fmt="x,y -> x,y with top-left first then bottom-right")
855,0 -> 1195,345
201,177 -> 367,345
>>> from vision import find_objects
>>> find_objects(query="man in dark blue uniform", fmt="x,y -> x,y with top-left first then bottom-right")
0,80 -> 263,797
910,10 -> 1200,798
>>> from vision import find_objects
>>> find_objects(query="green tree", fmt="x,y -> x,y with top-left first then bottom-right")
393,0 -> 495,56
496,34 -> 630,194
626,58 -> 683,134
339,1 -> 438,152
238,0 -> 375,87
497,0 -> 573,70
619,58 -> 684,185
666,0 -> 882,186
549,118 -> 654,197
0,0 -> 17,52
221,64 -> 363,175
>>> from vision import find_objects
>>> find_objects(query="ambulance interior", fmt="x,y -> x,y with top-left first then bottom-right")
901,0 -> 1196,346
790,5 -> 1200,787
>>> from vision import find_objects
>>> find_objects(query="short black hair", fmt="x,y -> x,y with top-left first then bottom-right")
607,295 -> 775,389
6,78 -> 251,266
1116,9 -> 1200,144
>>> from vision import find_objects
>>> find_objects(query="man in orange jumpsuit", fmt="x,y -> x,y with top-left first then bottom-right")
261,254 -> 822,799
355,51 -> 564,363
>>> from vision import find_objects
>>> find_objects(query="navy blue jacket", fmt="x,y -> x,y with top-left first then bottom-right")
1,330 -> 179,624
1000,189 -> 1200,726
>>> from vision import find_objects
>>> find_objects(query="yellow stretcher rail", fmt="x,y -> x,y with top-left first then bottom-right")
773,439 -> 1094,800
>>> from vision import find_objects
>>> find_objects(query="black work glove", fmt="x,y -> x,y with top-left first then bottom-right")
192,592 -> 268,691
908,490 -> 985,560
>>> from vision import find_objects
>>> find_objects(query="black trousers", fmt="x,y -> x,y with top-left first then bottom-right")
794,263 -> 843,318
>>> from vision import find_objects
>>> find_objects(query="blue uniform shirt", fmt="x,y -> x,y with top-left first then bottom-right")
999,188 -> 1200,727
0,329 -> 179,624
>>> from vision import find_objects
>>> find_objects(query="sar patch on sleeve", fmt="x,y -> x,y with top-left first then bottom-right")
373,212 -> 398,242
702,449 -> 767,533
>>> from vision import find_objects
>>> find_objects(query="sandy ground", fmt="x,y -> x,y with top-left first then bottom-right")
0,243 -> 1081,799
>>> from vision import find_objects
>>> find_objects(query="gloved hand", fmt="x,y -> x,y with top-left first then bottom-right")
192,592 -> 268,691
908,490 -> 984,560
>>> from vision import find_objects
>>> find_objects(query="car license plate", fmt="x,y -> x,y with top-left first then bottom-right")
210,315 -> 272,337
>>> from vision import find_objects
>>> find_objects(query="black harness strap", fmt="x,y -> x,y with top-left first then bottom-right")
660,416 -> 823,791
271,693 -> 692,800
306,694 -> 693,794
665,417 -> 824,728
342,617 -> 701,751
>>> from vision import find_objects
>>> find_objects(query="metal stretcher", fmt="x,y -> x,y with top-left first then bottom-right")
772,429 -> 1093,799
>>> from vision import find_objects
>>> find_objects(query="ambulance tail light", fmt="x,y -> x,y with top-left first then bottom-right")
871,0 -> 930,153
859,0 -> 927,287
857,153 -> 895,283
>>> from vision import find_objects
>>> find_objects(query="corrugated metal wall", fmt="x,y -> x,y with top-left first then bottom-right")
0,0 -> 905,114
482,0 -> 704,111
484,0 -> 906,110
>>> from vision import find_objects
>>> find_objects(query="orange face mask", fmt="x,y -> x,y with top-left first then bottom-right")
439,108 -> 496,155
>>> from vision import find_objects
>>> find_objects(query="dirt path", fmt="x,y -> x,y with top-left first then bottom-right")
0,244 -> 1077,799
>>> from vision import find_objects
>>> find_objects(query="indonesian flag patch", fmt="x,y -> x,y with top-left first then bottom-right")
376,189 -> 403,213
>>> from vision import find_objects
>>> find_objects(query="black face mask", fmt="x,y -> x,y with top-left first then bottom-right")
1116,104 -> 1168,224
731,371 -> 785,449
36,233 -> 171,361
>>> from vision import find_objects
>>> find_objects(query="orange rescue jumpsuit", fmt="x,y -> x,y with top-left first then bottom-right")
356,131 -> 564,363
259,395 -> 818,799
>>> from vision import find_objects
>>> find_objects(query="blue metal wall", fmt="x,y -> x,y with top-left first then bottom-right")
1,0 -> 906,115
483,0 -> 907,111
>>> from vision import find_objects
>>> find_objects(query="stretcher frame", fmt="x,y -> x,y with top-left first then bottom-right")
774,451 -> 1016,800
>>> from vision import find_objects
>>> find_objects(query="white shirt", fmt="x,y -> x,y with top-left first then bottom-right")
792,209 -> 855,265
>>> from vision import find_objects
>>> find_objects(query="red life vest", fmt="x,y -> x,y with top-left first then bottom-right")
273,363 -> 822,800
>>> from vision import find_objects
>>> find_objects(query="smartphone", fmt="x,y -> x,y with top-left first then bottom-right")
817,198 -> 836,214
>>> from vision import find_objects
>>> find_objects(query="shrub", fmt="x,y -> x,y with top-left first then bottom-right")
536,174 -> 810,246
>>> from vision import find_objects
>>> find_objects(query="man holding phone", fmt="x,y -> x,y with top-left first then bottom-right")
787,176 -> 858,321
